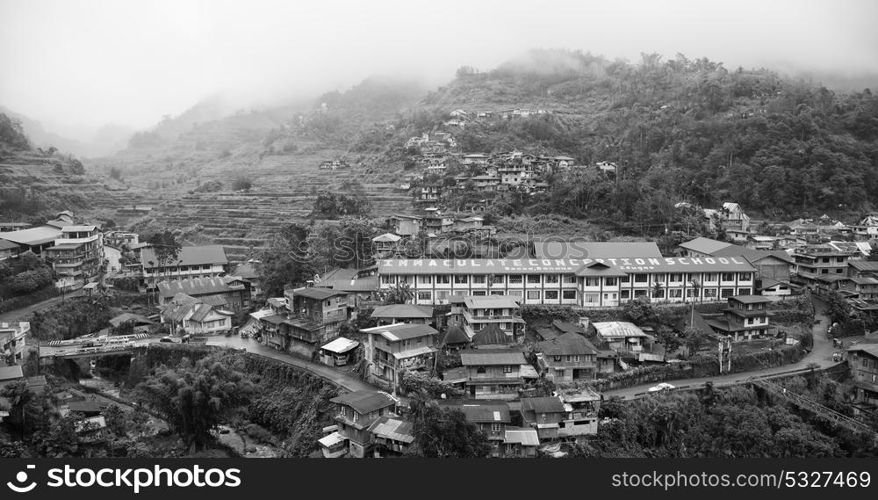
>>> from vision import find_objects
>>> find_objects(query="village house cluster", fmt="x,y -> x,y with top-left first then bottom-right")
4,196 -> 878,457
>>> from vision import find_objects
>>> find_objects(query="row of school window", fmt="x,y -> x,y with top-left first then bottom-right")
415,287 -> 752,302
382,272 -> 752,286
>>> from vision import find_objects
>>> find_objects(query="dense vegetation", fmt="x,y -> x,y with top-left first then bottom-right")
401,50 -> 878,226
577,378 -> 877,458
0,251 -> 57,313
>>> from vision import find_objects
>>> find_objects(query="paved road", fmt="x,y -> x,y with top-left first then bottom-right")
0,289 -> 84,324
604,300 -> 839,400
206,335 -> 378,393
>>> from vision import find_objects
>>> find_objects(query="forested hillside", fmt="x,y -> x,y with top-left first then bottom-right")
386,50 -> 878,222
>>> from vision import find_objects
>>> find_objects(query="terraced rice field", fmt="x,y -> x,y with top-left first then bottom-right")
92,151 -> 413,262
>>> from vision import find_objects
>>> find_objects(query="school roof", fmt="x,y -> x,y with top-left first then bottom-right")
460,349 -> 527,366
141,245 -> 228,268
679,237 -> 733,255
330,390 -> 396,414
361,323 -> 438,341
0,226 -> 61,246
157,277 -> 240,298
378,257 -> 755,275
592,321 -> 649,339
531,241 -> 662,260
320,337 -> 359,354
370,304 -> 434,319
538,332 -> 597,356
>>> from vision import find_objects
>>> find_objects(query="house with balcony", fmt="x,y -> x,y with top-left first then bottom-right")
283,286 -> 350,347
460,295 -> 525,342
840,276 -> 878,300
792,246 -> 849,289
847,340 -> 878,406
141,245 -> 229,290
706,295 -> 773,342
328,390 -> 399,458
43,225 -> 104,284
0,322 -> 29,364
536,332 -> 598,382
363,323 -> 438,391
459,349 -> 529,400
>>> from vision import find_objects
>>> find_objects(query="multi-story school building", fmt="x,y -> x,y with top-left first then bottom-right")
378,256 -> 756,308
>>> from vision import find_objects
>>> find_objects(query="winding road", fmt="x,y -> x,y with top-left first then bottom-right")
603,299 -> 840,400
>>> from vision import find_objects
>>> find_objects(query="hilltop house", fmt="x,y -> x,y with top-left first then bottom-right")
362,323 -> 438,391
459,349 -> 529,400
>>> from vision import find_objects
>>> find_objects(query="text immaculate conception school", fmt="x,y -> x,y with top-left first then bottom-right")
378,256 -> 757,307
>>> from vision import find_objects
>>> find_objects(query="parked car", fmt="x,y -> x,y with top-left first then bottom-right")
159,336 -> 174,343
647,383 -> 675,393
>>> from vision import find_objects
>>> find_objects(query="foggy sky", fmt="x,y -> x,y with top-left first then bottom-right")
1,0 -> 877,139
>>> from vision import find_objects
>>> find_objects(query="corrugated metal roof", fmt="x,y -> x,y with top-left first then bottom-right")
321,337 -> 359,354
460,349 -> 527,366
0,226 -> 61,246
592,321 -> 649,339
142,245 -> 228,268
504,428 -> 539,446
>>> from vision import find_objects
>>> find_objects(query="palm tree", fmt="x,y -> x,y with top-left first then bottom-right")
652,282 -> 664,302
